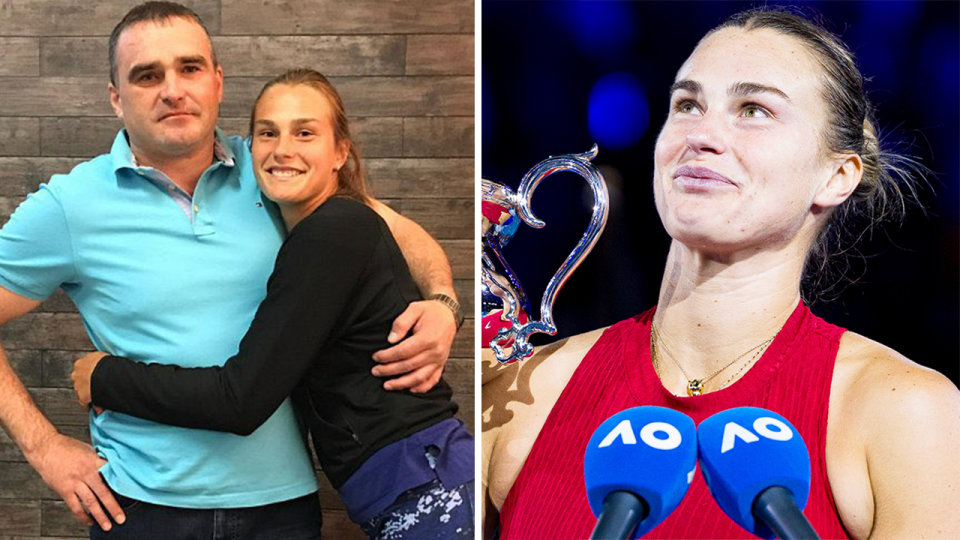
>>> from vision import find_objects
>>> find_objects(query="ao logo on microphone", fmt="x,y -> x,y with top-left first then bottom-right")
583,407 -> 699,539
598,419 -> 683,450
719,416 -> 793,453
697,408 -> 813,538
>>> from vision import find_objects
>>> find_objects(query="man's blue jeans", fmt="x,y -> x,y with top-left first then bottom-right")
89,491 -> 322,540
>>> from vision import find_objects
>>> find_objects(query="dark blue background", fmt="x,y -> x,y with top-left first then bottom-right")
482,1 -> 959,384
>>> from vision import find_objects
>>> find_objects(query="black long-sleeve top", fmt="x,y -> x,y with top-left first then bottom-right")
91,197 -> 457,487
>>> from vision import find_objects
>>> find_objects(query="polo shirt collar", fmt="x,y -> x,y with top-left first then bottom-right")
110,127 -> 236,174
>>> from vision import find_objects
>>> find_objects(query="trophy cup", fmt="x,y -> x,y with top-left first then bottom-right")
481,145 -> 609,364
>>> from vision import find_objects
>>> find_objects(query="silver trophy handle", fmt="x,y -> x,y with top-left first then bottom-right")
492,145 -> 609,362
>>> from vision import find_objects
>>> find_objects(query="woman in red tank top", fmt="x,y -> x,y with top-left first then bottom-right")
483,6 -> 960,540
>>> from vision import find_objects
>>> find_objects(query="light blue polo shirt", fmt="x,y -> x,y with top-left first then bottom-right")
0,130 -> 319,508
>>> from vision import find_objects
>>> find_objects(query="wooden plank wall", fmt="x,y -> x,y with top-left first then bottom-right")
0,1 -> 475,538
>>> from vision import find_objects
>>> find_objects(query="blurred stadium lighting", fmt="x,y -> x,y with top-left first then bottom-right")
588,72 -> 649,151
556,1 -> 639,60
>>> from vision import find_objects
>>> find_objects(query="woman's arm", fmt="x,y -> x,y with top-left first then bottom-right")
481,328 -> 605,539
82,200 -> 391,435
831,334 -> 960,539
860,363 -> 960,537
370,199 -> 456,299
369,198 -> 460,393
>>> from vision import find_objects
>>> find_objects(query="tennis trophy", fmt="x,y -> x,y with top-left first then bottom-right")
481,145 -> 609,364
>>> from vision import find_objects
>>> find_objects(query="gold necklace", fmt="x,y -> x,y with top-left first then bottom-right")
651,321 -> 778,396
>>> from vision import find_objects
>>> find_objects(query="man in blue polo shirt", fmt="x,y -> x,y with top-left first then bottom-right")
0,2 -> 462,538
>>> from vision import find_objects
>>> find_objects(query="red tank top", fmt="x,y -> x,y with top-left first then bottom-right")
498,303 -> 851,539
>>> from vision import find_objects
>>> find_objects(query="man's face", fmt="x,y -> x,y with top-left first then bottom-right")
109,17 -> 222,162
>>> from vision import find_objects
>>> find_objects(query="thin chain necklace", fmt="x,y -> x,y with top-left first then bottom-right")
650,321 -> 778,396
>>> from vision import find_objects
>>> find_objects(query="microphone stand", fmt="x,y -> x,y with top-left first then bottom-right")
590,491 -> 649,540
752,486 -> 821,540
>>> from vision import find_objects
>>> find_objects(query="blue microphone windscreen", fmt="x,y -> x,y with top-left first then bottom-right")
697,407 -> 811,539
584,406 -> 697,538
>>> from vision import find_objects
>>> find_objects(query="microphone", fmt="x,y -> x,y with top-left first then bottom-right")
583,406 -> 697,539
697,407 -> 820,540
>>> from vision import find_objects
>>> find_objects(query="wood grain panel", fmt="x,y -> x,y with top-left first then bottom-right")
0,197 -> 21,225
0,78 -> 110,117
351,118 -> 404,158
404,117 -> 474,157
0,0 -> 221,36
8,350 -> 41,388
0,536 -> 81,539
365,159 -> 473,199
41,34 -> 402,78
216,117 -> 249,138
0,535 -> 82,540
446,358 -> 475,432
221,77 -> 474,117
319,510 -> 365,540
0,0 -> 473,531
0,158 -> 87,197
0,462 -> 50,499
39,118 -> 122,158
406,35 -> 474,75
39,501 -> 85,538
454,279 -> 475,315
0,313 -> 91,350
314,473 -> 344,511
0,425 -> 86,464
215,36 -> 404,77
32,389 -> 88,427
0,38 -> 39,77
395,198 -> 474,238
39,38 -> 104,78
334,76 -> 474,118
439,239 -> 473,280
451,318 -> 473,358
40,351 -> 84,388
37,290 -> 78,314
0,118 -> 40,157
221,0 -> 471,35
0,427 -> 26,462
0,500 -> 39,535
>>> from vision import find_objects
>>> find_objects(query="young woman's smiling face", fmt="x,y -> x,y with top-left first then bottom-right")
251,83 -> 347,226
653,27 -> 845,257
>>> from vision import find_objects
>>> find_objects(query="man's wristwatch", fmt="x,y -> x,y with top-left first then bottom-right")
427,293 -> 464,331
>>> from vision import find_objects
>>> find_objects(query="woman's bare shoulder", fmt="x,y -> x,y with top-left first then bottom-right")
481,326 -> 608,512
832,331 -> 958,434
833,331 -> 957,405
482,326 -> 609,433
830,331 -> 960,538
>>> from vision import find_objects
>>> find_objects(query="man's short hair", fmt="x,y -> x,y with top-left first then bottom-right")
108,1 -> 218,87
